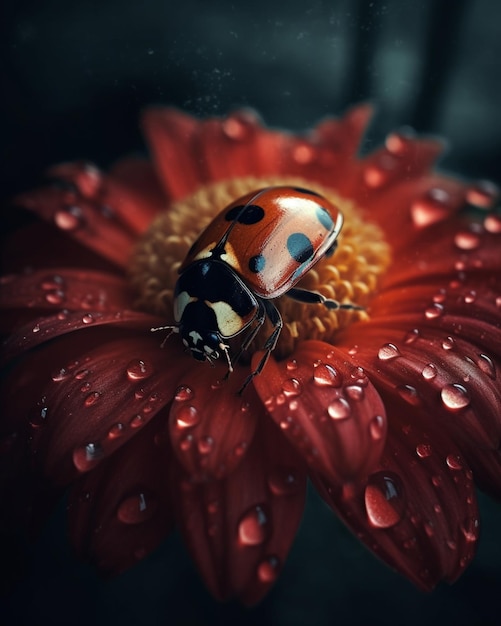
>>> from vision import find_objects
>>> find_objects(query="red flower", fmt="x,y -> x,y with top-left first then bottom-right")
1,105 -> 500,604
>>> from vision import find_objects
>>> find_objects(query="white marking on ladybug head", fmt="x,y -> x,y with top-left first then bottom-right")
174,290 -> 196,323
189,330 -> 203,346
207,300 -> 246,337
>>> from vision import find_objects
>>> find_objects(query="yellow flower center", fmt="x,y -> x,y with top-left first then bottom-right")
129,177 -> 391,359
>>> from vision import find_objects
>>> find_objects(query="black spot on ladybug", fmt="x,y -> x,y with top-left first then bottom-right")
291,186 -> 322,198
316,204 -> 334,230
248,254 -> 266,273
225,204 -> 265,225
287,233 -> 314,264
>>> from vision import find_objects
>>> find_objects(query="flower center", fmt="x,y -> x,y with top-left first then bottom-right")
129,177 -> 390,359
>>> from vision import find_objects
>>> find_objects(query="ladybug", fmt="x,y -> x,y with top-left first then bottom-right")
153,186 -> 362,391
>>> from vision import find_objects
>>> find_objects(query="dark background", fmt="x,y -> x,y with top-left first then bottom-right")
1,1 -> 501,624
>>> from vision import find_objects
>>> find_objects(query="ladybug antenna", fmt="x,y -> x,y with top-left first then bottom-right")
219,342 -> 233,375
151,324 -> 179,348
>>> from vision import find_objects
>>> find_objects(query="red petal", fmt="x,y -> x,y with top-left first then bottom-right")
68,416 -> 174,575
14,170 -> 136,269
252,340 -> 387,484
169,365 -> 261,481
141,107 -> 202,200
314,407 -> 479,590
1,309 -> 160,365
29,336 -> 191,483
171,417 -> 307,603
0,269 -> 131,314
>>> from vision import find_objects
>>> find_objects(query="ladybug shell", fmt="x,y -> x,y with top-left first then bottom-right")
180,186 -> 343,298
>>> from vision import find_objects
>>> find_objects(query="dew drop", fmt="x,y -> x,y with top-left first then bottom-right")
313,363 -> 342,387
441,384 -> 470,410
421,363 -> 438,380
416,443 -> 432,458
238,505 -> 269,546
282,378 -> 302,397
345,385 -> 364,401
74,368 -> 90,380
369,415 -> 385,440
327,398 -> 351,420
484,213 -> 501,234
292,142 -> 315,164
108,422 -> 125,439
461,517 -> 479,543
411,188 -> 451,227
442,336 -> 455,351
198,436 -> 214,455
84,391 -> 101,407
45,290 -> 65,305
32,323 -> 41,333
378,343 -> 401,361
403,328 -> 420,344
267,467 -> 300,496
179,435 -> 193,451
29,404 -> 49,428
126,359 -> 154,381
221,114 -> 253,140
454,231 -> 480,251
174,386 -> 193,402
73,442 -> 103,471
476,353 -> 496,379
54,206 -> 85,231
425,303 -> 444,319
257,556 -> 280,583
446,454 -> 463,470
463,290 -> 477,304
129,414 -> 145,428
52,367 -> 69,382
286,359 -> 298,371
365,471 -> 406,529
397,384 -> 421,406
81,313 -> 94,325
117,492 -> 158,525
175,405 -> 200,429
467,180 -> 499,208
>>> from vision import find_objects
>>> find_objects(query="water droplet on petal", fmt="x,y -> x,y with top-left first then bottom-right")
369,415 -> 385,440
416,443 -> 432,458
286,359 -> 298,371
117,492 -> 158,524
126,359 -> 154,381
425,303 -> 444,319
257,556 -> 280,583
484,213 -> 501,234
441,384 -> 470,410
365,471 -> 406,529
52,367 -> 69,382
222,113 -> 254,140
421,363 -> 438,380
45,290 -> 65,305
198,436 -> 214,455
378,343 -> 401,361
174,385 -> 194,401
282,378 -> 302,397
442,336 -> 455,351
446,453 -> 463,470
54,206 -> 85,231
411,188 -> 451,227
476,353 -> 496,379
81,313 -> 94,325
238,505 -> 269,546
313,363 -> 342,387
345,385 -> 364,401
73,442 -> 103,471
179,435 -> 193,451
454,231 -> 480,251
403,328 -> 420,344
327,398 -> 351,420
84,391 -> 101,407
29,404 -> 49,428
461,517 -> 479,542
397,384 -> 421,406
292,142 -> 315,164
129,414 -> 145,428
108,422 -> 125,439
466,180 -> 499,209
175,405 -> 200,429
32,323 -> 41,333
267,467 -> 300,496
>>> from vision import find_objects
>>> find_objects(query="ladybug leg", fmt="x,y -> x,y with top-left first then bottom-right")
150,325 -> 179,348
286,287 -> 364,311
238,300 -> 283,394
224,300 -> 267,379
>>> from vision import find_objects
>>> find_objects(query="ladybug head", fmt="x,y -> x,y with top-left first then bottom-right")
181,327 -> 221,363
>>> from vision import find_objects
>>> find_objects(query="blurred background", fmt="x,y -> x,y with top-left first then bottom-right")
1,0 -> 501,624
